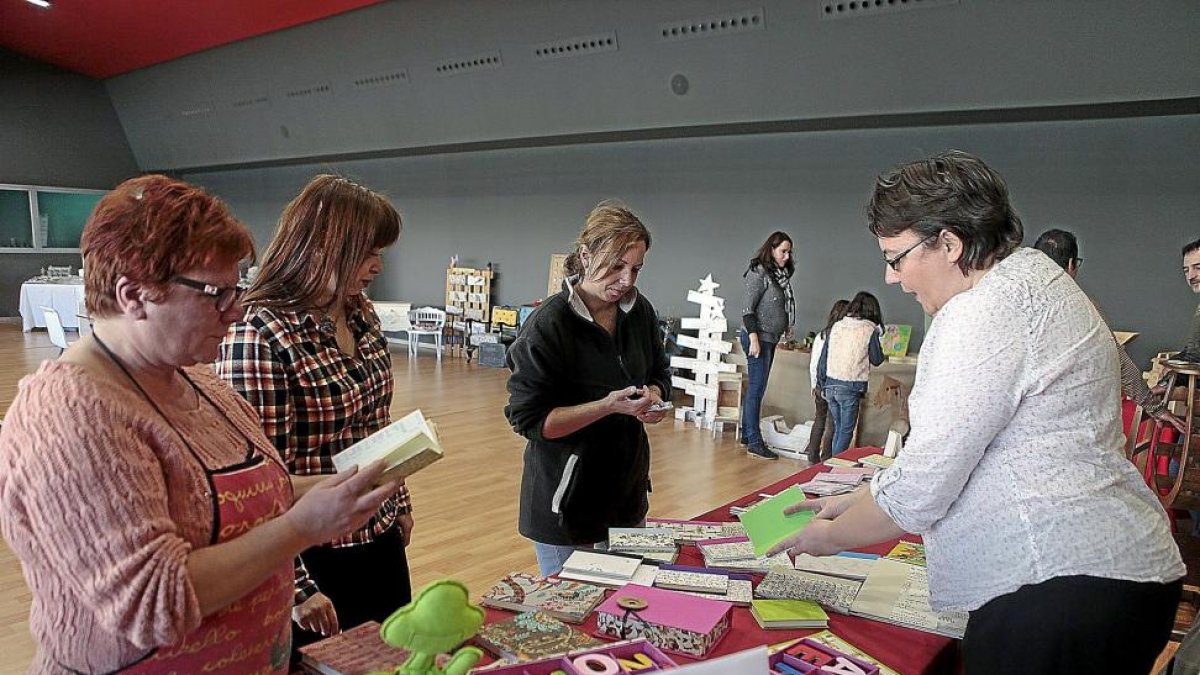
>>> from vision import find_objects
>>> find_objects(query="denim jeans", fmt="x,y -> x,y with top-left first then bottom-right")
532,541 -> 577,577
738,331 -> 776,446
824,384 -> 863,455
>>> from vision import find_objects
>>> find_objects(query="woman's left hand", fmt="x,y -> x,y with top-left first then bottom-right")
397,513 -> 414,546
636,387 -> 668,425
767,519 -> 844,558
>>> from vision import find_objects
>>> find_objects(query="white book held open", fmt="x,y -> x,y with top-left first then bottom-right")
332,409 -> 443,481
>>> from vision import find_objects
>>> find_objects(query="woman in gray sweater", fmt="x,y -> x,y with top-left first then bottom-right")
739,231 -> 796,460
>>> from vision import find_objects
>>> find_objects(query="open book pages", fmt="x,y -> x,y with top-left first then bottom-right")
332,409 -> 443,481
849,559 -> 967,639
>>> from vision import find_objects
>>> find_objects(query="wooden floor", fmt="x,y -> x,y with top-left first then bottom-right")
0,325 -> 802,672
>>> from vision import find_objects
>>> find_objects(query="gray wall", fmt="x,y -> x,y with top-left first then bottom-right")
184,112 -> 1200,369
0,49 -> 138,316
108,0 -> 1200,171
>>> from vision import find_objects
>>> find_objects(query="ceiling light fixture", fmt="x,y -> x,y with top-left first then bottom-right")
26,0 -> 52,7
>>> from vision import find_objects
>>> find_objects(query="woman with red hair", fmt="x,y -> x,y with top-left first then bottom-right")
0,175 -> 397,674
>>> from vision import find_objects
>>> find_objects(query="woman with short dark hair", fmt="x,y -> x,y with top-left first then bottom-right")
773,151 -> 1183,674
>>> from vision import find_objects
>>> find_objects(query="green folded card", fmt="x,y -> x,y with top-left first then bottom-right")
737,485 -> 814,556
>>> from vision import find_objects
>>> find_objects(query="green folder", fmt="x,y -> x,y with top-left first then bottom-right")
737,485 -> 814,556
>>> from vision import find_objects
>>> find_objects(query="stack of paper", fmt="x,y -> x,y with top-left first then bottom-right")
750,599 -> 829,629
558,550 -> 658,588
792,552 -> 879,581
858,454 -> 894,469
798,470 -> 866,496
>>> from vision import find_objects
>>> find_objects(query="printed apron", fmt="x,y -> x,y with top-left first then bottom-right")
122,453 -> 294,674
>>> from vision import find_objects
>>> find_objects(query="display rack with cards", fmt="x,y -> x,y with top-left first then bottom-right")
445,266 -> 493,322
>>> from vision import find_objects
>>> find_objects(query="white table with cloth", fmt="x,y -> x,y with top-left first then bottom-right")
19,277 -> 85,332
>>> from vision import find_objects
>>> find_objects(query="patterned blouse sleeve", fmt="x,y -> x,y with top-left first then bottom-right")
216,316 -> 294,462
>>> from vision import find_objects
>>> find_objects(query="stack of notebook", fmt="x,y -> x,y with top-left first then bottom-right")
557,549 -> 658,587
750,598 -> 830,629
696,536 -> 792,573
644,518 -> 746,544
652,564 -> 753,606
473,611 -> 605,662
480,572 -> 606,624
607,527 -> 678,563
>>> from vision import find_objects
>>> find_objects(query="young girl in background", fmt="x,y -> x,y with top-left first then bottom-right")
818,291 -> 884,455
807,298 -> 849,463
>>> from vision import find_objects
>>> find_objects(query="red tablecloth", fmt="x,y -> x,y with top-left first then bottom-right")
482,446 -> 960,675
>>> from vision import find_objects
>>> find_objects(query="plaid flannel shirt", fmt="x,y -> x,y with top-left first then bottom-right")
216,297 -> 411,602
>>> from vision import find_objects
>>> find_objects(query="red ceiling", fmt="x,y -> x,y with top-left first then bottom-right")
0,0 -> 388,79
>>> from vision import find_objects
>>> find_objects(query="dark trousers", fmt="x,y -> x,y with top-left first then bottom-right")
964,575 -> 1180,675
738,331 -> 776,446
806,388 -> 834,462
292,525 -> 412,653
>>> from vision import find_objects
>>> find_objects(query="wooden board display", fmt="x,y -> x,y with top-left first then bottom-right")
547,253 -> 570,299
446,267 -> 493,323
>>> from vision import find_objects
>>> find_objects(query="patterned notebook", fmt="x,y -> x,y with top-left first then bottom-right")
608,527 -> 676,552
298,621 -> 417,675
473,611 -> 605,662
480,573 -> 606,624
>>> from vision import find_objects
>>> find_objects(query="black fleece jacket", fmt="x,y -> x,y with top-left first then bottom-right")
504,289 -> 671,545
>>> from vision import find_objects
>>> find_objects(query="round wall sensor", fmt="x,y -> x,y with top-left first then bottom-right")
670,73 -> 690,96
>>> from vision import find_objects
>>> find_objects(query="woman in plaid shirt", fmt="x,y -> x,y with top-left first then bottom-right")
216,175 -> 410,654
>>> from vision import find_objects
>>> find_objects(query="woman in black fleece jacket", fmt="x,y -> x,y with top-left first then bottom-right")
504,202 -> 672,576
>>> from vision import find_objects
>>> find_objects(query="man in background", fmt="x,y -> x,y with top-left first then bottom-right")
1033,229 -> 1183,432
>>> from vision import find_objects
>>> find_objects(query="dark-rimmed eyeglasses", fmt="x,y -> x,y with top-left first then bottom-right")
172,276 -> 246,312
1071,257 -> 1084,268
883,233 -> 938,272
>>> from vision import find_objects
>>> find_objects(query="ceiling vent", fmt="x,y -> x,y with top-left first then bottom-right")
231,95 -> 269,109
434,52 -> 503,76
352,70 -> 410,89
820,0 -> 958,21
533,32 -> 619,61
179,103 -> 214,118
659,7 -> 765,42
285,83 -> 332,99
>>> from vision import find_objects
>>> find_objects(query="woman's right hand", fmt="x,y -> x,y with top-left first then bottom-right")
747,333 -> 761,357
283,460 -> 398,547
293,592 -> 339,636
604,386 -> 654,418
